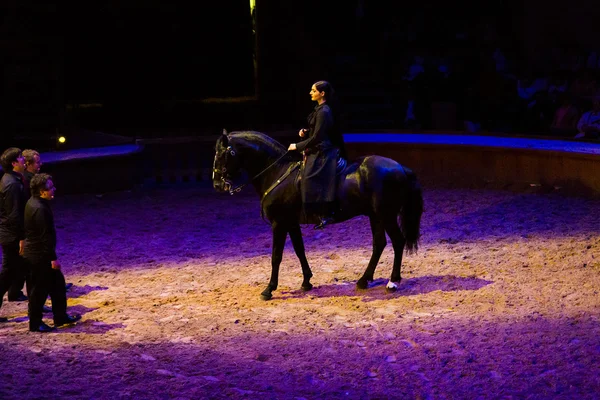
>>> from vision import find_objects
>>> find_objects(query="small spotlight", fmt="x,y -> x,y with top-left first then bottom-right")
58,136 -> 66,144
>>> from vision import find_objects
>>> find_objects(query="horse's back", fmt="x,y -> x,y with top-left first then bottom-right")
345,155 -> 411,182
336,155 -> 417,215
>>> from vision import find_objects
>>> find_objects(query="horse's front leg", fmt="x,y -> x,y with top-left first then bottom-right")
288,223 -> 313,291
357,217 -> 387,290
261,222 -> 287,301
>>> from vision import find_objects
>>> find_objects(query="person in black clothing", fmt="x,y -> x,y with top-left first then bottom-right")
6,148 -> 42,300
0,148 -> 27,322
24,173 -> 80,332
20,149 -> 73,297
22,149 -> 42,200
288,81 -> 347,229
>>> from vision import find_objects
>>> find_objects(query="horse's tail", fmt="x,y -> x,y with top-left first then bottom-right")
400,167 -> 423,254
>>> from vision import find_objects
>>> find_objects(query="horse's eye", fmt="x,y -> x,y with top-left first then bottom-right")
230,150 -> 236,156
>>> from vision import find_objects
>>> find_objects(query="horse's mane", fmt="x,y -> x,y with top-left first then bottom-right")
229,131 -> 287,158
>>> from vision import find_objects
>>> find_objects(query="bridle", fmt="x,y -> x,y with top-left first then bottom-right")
213,144 -> 290,195
213,145 -> 238,194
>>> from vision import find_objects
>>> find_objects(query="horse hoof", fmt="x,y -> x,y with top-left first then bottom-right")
260,289 -> 273,301
385,281 -> 399,293
301,283 -> 313,292
260,293 -> 273,301
356,279 -> 368,290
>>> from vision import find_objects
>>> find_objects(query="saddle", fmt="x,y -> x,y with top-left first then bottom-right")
295,156 -> 347,187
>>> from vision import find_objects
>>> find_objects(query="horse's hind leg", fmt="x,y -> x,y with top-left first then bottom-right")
356,217 -> 386,290
288,224 -> 313,291
261,222 -> 287,301
384,217 -> 406,293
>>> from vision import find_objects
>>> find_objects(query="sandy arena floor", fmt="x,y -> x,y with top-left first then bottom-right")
0,182 -> 599,399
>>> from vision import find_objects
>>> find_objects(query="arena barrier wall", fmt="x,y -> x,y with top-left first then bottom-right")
28,132 -> 600,197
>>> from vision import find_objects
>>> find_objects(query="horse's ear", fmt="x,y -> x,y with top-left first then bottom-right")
221,129 -> 231,146
216,132 -> 228,150
218,130 -> 229,147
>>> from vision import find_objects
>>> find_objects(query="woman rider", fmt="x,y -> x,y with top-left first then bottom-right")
288,80 -> 346,229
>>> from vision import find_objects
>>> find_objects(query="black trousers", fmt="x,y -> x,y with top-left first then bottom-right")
0,241 -> 29,307
8,265 -> 28,299
27,260 -> 67,327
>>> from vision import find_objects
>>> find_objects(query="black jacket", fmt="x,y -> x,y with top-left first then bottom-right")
0,171 -> 25,244
296,104 -> 339,205
23,197 -> 57,263
296,103 -> 346,159
296,104 -> 334,154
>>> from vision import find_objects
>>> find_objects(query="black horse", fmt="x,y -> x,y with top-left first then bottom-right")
213,130 -> 423,300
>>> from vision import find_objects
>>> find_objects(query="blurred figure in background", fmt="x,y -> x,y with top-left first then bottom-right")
575,94 -> 600,139
550,94 -> 580,136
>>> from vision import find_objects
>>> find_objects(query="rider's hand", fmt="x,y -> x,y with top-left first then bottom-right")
288,143 -> 297,151
299,129 -> 307,138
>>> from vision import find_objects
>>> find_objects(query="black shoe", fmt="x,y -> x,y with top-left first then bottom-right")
42,305 -> 52,313
8,293 -> 28,302
65,283 -> 73,291
29,322 -> 55,333
54,314 -> 81,327
314,217 -> 334,230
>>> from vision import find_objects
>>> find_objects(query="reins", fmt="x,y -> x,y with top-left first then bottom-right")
259,161 -> 302,222
227,150 -> 291,195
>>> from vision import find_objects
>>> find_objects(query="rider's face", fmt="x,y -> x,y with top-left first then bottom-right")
310,85 -> 325,103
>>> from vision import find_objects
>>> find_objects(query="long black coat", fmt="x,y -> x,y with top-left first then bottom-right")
295,103 -> 339,205
0,171 -> 25,244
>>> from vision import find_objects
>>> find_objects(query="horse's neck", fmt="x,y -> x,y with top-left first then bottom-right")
234,134 -> 288,196
250,158 -> 294,198
244,149 -> 280,176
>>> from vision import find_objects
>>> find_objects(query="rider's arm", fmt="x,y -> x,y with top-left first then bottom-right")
295,107 -> 332,153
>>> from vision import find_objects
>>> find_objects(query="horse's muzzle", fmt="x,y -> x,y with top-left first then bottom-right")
223,180 -> 233,194
213,178 -> 230,193
216,178 -> 234,194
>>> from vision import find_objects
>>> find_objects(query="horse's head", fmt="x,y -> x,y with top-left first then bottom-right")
213,129 -> 288,194
213,130 -> 244,194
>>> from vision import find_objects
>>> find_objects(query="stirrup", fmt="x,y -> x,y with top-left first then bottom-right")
314,217 -> 334,230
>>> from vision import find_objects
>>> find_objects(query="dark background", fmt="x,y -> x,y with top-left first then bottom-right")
1,0 -> 599,149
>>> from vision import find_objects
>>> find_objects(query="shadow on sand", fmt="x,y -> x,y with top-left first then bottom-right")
56,319 -> 125,334
53,305 -> 124,334
1,305 -> 120,334
280,275 -> 493,301
67,284 -> 109,299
